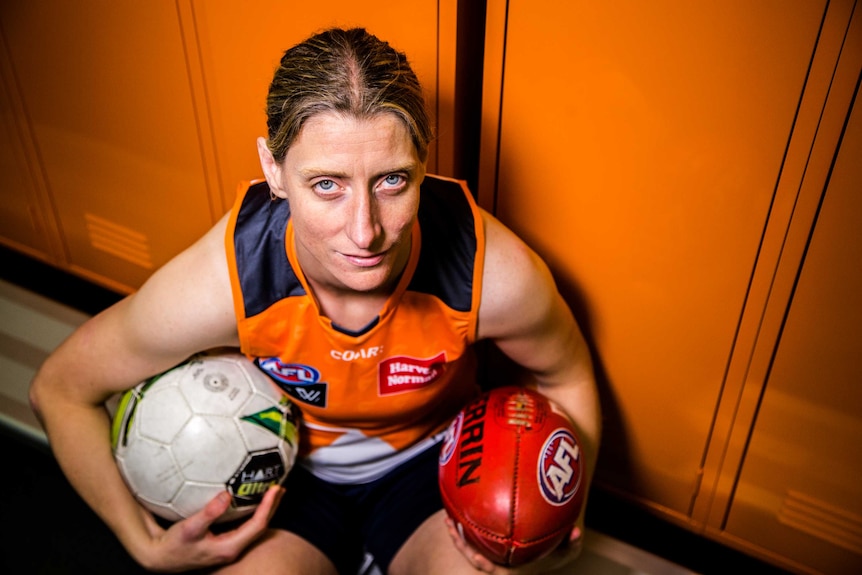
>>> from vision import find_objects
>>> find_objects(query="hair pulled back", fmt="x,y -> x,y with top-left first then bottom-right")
265,28 -> 433,163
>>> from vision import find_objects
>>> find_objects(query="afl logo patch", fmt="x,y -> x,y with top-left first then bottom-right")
256,358 -> 320,384
439,411 -> 463,466
255,357 -> 327,407
538,428 -> 582,506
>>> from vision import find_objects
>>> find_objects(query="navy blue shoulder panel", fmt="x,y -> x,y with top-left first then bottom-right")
233,181 -> 305,318
408,176 -> 477,312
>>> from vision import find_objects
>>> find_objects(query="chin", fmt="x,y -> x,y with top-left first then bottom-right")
342,277 -> 391,294
339,268 -> 397,294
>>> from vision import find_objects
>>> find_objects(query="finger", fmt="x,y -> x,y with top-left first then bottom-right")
251,484 -> 285,526
444,517 -> 497,573
560,524 -> 585,562
181,491 -> 232,538
220,485 -> 284,545
183,486 -> 283,566
266,484 -> 286,515
472,552 -> 497,573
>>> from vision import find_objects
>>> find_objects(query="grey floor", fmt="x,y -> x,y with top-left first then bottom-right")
0,255 -> 789,574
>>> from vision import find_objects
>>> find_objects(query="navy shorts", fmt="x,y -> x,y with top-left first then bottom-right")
271,442 -> 444,574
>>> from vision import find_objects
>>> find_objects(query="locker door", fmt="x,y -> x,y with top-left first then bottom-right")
185,0 -> 457,213
1,1 -> 213,292
722,62 -> 862,575
0,34 -> 57,260
479,0 -> 826,516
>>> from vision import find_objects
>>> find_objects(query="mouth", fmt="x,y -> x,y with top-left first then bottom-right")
340,252 -> 386,268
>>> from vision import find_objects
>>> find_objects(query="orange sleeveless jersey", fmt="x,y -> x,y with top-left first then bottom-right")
225,175 -> 485,482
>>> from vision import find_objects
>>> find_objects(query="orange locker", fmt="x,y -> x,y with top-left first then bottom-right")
183,0 -> 455,214
480,0 -> 828,515
0,44 -> 57,261
724,86 -> 862,573
478,0 -> 861,572
0,0 -> 461,293
0,1 -> 220,291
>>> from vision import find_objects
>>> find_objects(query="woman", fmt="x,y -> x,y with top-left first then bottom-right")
30,28 -> 600,574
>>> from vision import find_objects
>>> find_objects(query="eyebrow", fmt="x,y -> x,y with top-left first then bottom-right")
297,168 -> 347,181
296,163 -> 420,181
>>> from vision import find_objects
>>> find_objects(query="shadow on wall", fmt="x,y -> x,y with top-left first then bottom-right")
476,269 -> 641,506
557,272 -> 640,503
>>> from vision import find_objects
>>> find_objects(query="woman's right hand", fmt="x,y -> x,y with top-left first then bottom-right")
132,485 -> 285,573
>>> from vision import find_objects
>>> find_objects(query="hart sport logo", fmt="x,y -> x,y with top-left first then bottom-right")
538,428 -> 582,506
227,450 -> 286,506
256,357 -> 327,407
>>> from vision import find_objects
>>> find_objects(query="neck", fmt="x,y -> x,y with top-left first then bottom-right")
303,240 -> 413,333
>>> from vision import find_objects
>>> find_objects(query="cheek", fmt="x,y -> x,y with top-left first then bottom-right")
291,206 -> 341,244
382,195 -> 420,235
384,211 -> 415,237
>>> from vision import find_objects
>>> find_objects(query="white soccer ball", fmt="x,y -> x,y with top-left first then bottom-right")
111,350 -> 299,523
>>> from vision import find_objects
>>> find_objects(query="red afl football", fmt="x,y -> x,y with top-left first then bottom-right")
438,385 -> 585,567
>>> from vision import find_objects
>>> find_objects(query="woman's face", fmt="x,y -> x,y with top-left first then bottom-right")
261,112 -> 425,296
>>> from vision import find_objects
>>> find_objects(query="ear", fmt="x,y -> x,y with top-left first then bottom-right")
257,137 -> 288,199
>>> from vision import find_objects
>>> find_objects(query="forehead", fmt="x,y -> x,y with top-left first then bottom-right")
285,112 -> 418,170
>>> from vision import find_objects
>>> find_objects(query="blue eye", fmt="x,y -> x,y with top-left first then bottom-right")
316,179 -> 336,191
380,174 -> 408,190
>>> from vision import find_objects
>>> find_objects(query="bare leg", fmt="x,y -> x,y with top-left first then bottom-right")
389,510 -> 481,575
212,528 -> 337,575
390,510 -> 584,575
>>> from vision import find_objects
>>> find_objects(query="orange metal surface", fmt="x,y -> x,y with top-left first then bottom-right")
0,1 -> 215,291
186,0 -> 452,214
479,0 -> 827,517
0,37 -> 57,260
0,0 -> 457,292
480,1 -> 862,572
694,1 -> 862,537
721,19 -> 862,575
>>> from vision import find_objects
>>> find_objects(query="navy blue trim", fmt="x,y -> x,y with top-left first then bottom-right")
234,182 -> 305,318
331,315 -> 381,336
408,177 -> 477,312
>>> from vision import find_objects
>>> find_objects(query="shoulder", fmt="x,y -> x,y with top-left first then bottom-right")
124,213 -> 238,352
47,215 -> 239,396
477,210 -> 559,340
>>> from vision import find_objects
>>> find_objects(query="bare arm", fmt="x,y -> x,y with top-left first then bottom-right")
473,209 -> 601,571
477,211 -> 600,467
29,215 -> 279,571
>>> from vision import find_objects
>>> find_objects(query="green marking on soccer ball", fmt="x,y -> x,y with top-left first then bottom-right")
241,403 -> 299,447
110,371 -> 170,450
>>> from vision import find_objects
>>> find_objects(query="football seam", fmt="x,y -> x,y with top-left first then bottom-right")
441,487 -> 571,545
510,427 -> 520,538
440,439 -> 570,547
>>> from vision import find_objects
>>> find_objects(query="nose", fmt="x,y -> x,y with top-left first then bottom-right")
346,190 -> 382,250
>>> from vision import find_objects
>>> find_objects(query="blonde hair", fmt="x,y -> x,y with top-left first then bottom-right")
265,28 -> 433,162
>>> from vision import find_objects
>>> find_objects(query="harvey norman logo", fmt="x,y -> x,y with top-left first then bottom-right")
378,352 -> 447,396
